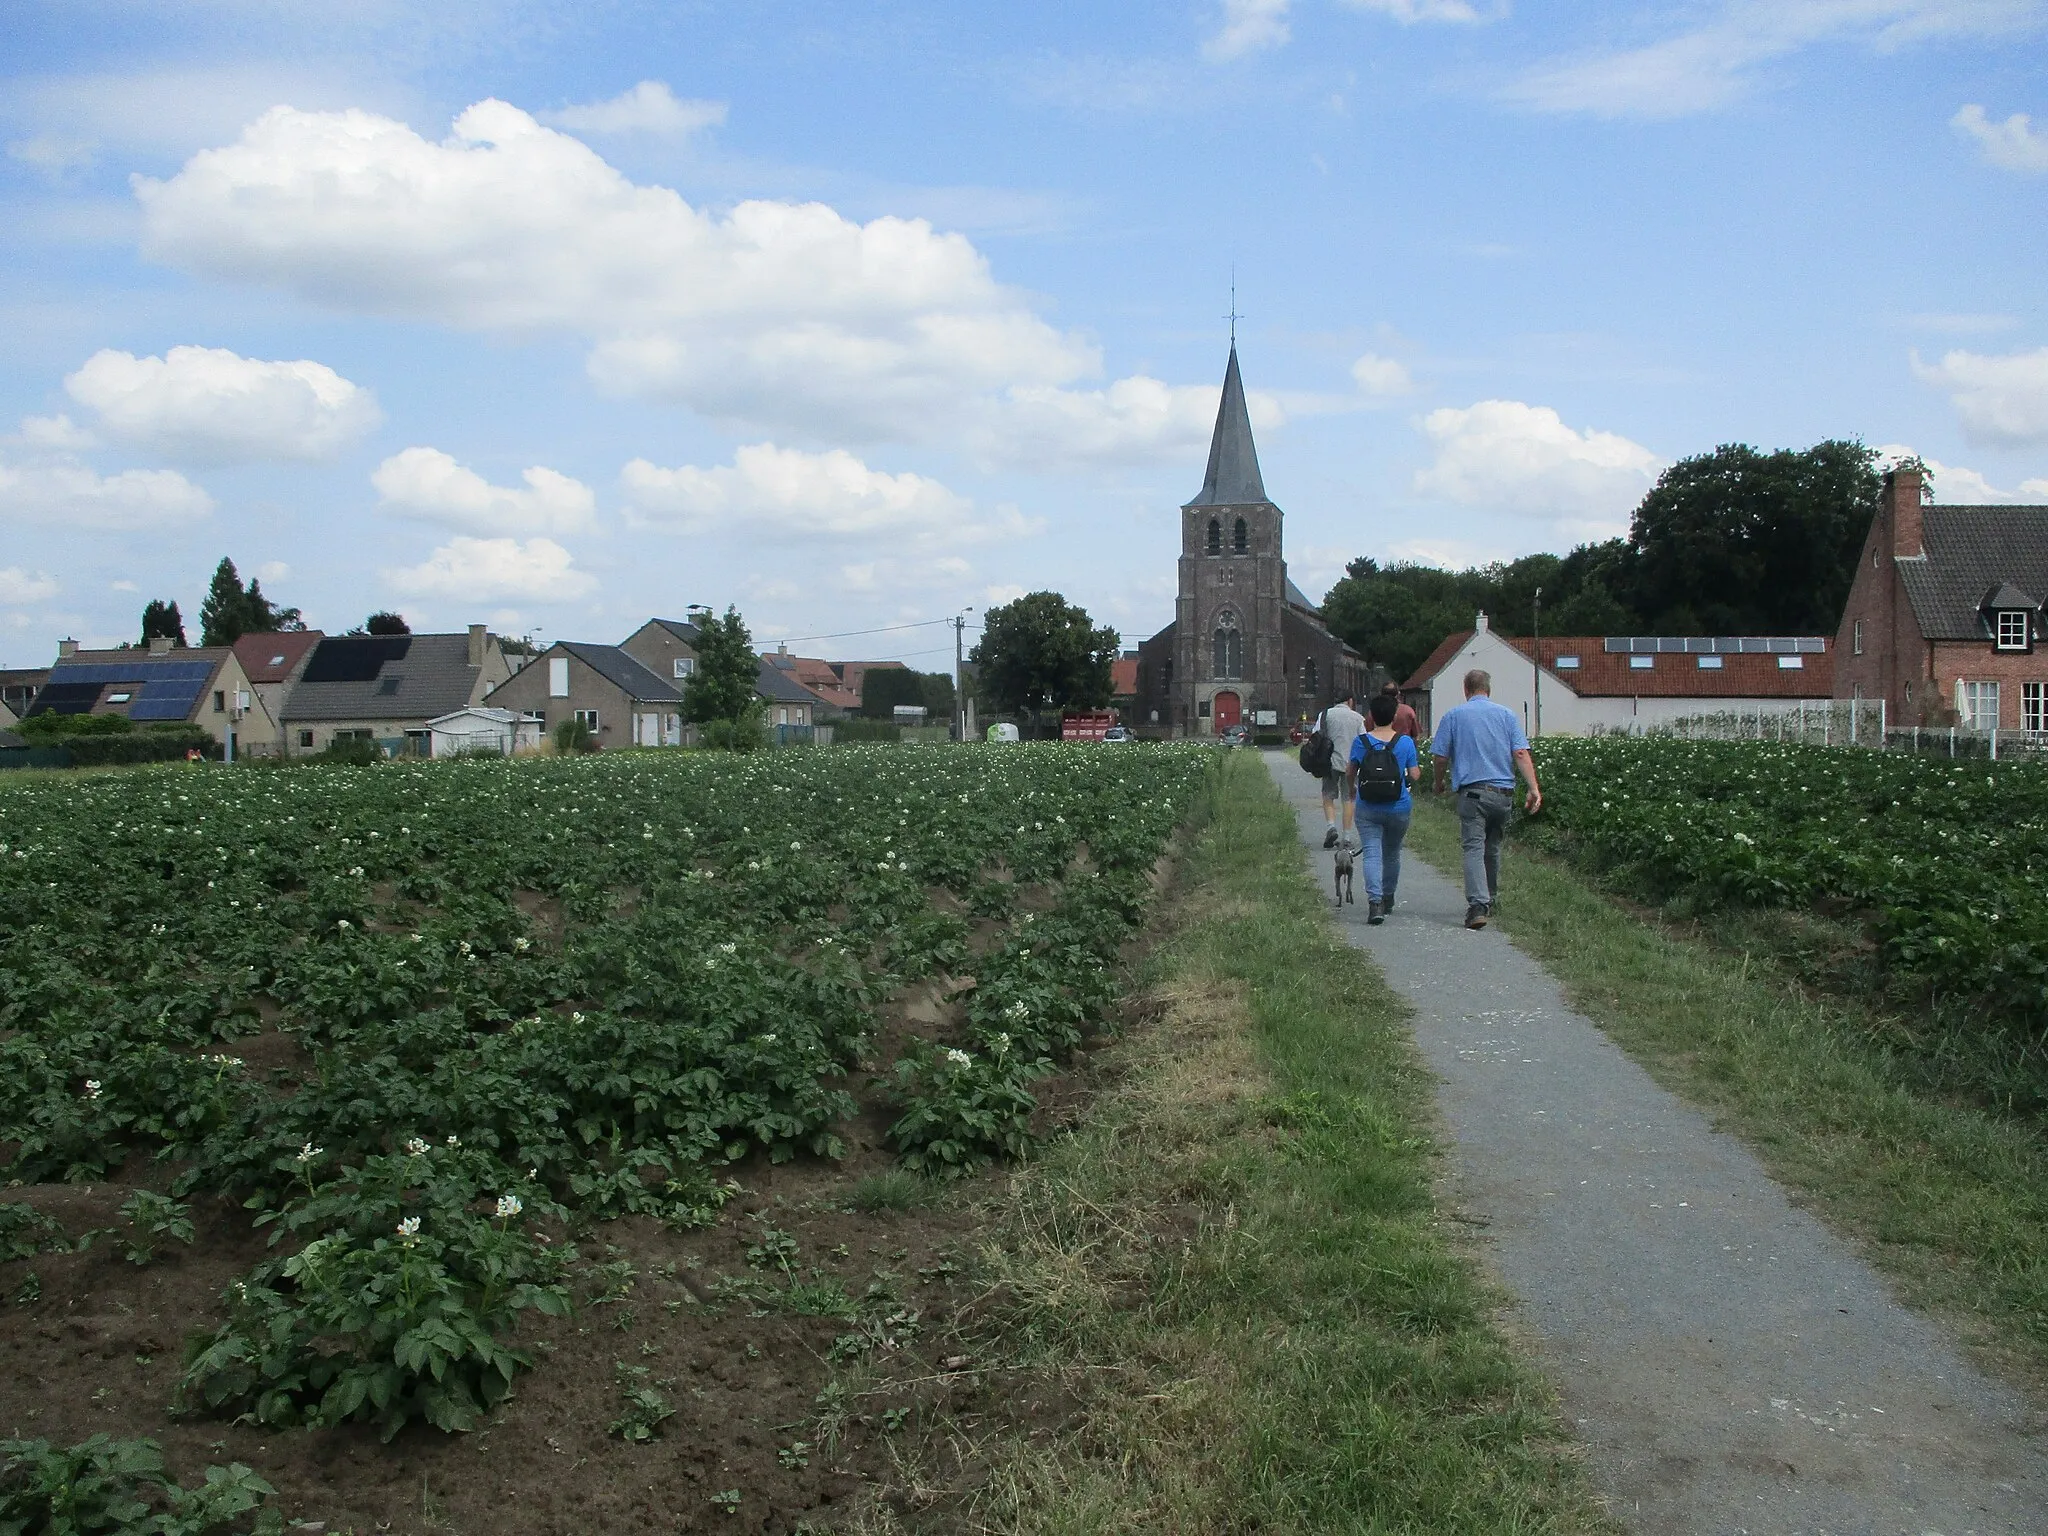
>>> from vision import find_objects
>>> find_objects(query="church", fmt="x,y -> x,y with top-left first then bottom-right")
1134,346 -> 1368,736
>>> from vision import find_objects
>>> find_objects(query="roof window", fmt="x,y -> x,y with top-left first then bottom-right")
107,691 -> 132,703
1777,655 -> 1804,670
377,676 -> 403,695
269,654 -> 285,666
1553,655 -> 1579,670
1696,655 -> 1723,670
1628,655 -> 1654,670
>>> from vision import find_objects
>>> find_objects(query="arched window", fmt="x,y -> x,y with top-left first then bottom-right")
1233,517 -> 1248,554
1302,656 -> 1317,694
1212,611 -> 1243,680
1206,518 -> 1221,555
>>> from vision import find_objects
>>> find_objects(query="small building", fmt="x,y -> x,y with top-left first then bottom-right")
755,658 -> 816,729
426,706 -> 543,757
763,648 -> 860,715
30,639 -> 272,750
0,668 -> 47,721
231,630 -> 324,754
618,616 -> 705,689
1833,465 -> 2048,731
484,640 -> 685,747
280,626 -> 513,756
1403,614 -> 1834,737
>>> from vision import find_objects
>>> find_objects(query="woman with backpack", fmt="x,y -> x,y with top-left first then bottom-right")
1346,693 -> 1422,925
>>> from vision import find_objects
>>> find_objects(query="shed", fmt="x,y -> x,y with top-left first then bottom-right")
426,706 -> 543,758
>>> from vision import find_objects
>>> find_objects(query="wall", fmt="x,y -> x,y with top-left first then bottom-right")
484,649 -> 639,747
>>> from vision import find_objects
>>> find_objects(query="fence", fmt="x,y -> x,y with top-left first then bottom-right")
1641,699 -> 1888,749
1882,726 -> 2048,761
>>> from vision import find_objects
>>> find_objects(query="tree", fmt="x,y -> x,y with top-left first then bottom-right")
859,667 -> 929,719
363,612 -> 411,636
243,579 -> 305,633
199,559 -> 250,647
139,599 -> 187,648
970,592 -> 1118,716
682,606 -> 760,725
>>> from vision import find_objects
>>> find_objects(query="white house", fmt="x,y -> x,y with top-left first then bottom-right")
1403,613 -> 1837,737
427,706 -> 543,757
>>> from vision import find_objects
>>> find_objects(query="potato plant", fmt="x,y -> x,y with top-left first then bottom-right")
0,744 -> 1208,1437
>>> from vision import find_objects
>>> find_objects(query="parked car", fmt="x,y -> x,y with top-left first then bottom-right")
1102,725 -> 1131,743
1218,723 -> 1251,748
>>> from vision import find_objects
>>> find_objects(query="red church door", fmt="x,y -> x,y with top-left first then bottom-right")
1212,691 -> 1241,733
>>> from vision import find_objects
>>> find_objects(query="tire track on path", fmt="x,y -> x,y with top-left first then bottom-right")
1263,750 -> 2046,1535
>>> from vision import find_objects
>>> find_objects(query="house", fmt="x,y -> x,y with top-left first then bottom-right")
1403,613 -> 1833,737
1833,465 -> 2048,731
755,658 -> 816,728
1133,345 -> 1369,736
231,631 -> 324,753
280,626 -> 513,756
0,668 -> 47,721
29,639 -> 274,751
426,706 -> 544,757
483,640 -> 685,747
763,647 -> 860,715
1110,651 -> 1139,719
619,616 -> 705,689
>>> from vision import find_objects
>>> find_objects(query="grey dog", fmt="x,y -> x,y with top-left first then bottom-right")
1332,840 -> 1354,908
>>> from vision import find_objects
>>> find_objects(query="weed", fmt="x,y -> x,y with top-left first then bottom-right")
708,1487 -> 742,1513
607,1364 -> 676,1443
847,1171 -> 928,1213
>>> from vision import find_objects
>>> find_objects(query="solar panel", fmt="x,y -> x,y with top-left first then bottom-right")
302,636 -> 412,683
131,678 -> 204,720
47,660 -> 215,686
27,681 -> 103,715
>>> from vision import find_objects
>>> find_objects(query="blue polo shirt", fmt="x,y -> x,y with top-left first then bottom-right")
1432,695 -> 1528,789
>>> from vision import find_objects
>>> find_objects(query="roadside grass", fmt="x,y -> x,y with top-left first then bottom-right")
1404,797 -> 2048,1392
943,753 -> 1610,1533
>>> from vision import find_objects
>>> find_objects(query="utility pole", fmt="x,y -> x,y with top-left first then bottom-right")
1532,586 -> 1543,740
953,611 -> 973,741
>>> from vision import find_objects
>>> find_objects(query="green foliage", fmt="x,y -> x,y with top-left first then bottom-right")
0,1201 -> 68,1262
362,612 -> 410,636
0,1434 -> 281,1536
315,736 -> 383,766
858,667 -> 951,720
117,1192 -> 194,1266
196,560 -> 301,649
19,711 -> 132,739
888,1039 -> 1048,1176
552,718 -> 596,755
833,719 -> 901,745
139,601 -> 187,649
607,1363 -> 676,1441
970,592 -> 1118,716
698,703 -> 766,752
682,607 -> 759,725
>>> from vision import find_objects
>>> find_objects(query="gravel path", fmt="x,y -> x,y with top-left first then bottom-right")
1264,752 -> 2048,1535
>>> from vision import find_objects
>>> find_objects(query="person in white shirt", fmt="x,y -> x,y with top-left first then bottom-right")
1316,693 -> 1365,849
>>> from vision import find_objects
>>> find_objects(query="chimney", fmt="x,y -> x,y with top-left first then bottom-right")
468,624 -> 487,667
148,636 -> 172,655
1475,610 -> 1490,634
57,637 -> 78,659
778,641 -> 789,656
1886,467 -> 1925,559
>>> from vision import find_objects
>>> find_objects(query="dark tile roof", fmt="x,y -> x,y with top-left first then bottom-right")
755,658 -> 819,705
1984,581 -> 2042,611
558,641 -> 684,703
34,649 -> 230,722
232,630 -> 323,684
1898,506 -> 2048,640
281,633 -> 484,722
649,618 -> 704,645
1187,345 -> 1269,508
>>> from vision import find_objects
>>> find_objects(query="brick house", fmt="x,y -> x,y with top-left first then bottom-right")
1403,614 -> 1834,736
483,640 -> 685,747
231,630 -> 323,754
1134,345 -> 1368,736
1833,466 -> 2048,731
619,617 -> 704,691
280,626 -> 512,756
31,639 -> 273,751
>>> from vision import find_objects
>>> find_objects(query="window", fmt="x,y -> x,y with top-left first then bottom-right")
376,676 -> 401,696
1996,610 -> 2030,650
1232,517 -> 1247,554
2026,683 -> 2048,734
1960,681 -> 1999,731
1162,658 -> 1173,690
107,691 -> 132,703
1629,655 -> 1654,670
1205,518 -> 1221,555
1197,697 -> 1211,718
269,654 -> 285,667
776,707 -> 789,725
1853,619 -> 1864,655
549,657 -> 571,698
212,690 -> 226,712
1777,655 -> 1804,670
573,709 -> 601,731
1554,655 -> 1580,670
1695,655 -> 1723,670
297,730 -> 314,749
673,657 -> 695,679
1212,611 -> 1243,680
1301,656 -> 1318,694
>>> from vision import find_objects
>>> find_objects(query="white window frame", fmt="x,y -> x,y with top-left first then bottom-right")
1695,655 -> 1723,670
573,708 -> 601,732
1628,654 -> 1654,670
1777,655 -> 1804,670
2025,682 -> 2048,735
673,657 -> 695,679
1996,610 -> 2030,651
548,657 -> 570,698
1852,618 -> 1864,655
1959,679 -> 1999,731
1554,655 -> 1580,670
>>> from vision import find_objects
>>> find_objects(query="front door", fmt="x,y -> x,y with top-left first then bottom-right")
1212,691 -> 1241,733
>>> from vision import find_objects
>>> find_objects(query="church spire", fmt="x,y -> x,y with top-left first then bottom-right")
1188,344 -> 1268,507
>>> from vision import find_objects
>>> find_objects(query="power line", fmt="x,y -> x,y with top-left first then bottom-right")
773,617 -> 961,644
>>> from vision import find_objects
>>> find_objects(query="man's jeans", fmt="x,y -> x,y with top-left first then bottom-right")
1455,783 -> 1514,908
1356,800 -> 1410,903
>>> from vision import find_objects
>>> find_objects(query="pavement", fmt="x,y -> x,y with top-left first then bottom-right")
1263,751 -> 2048,1536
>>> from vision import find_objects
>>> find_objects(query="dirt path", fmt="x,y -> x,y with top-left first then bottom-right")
1264,752 -> 2047,1535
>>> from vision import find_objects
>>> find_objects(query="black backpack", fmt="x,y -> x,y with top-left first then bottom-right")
1298,724 -> 1333,778
1356,735 -> 1405,803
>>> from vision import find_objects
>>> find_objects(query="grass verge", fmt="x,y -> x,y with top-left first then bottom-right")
934,753 -> 1610,1533
1404,796 -> 2048,1393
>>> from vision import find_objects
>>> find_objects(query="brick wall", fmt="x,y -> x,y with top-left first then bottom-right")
1834,467 -> 1936,722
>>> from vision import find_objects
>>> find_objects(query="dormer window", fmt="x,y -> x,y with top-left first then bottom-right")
1980,584 -> 2038,653
1997,610 -> 2030,651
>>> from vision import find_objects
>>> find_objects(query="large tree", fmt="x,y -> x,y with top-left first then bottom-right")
198,558 -> 305,646
362,612 -> 411,635
858,667 -> 954,719
682,606 -> 760,724
139,599 -> 187,648
970,592 -> 1118,715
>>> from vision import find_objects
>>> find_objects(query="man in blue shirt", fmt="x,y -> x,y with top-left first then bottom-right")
1430,668 -> 1543,929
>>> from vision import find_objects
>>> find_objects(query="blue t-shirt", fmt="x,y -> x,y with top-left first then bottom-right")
1431,695 -> 1529,789
1350,730 -> 1419,812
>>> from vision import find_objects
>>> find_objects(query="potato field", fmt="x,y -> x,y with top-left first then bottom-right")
1527,736 -> 2048,1022
0,744 -> 1210,1533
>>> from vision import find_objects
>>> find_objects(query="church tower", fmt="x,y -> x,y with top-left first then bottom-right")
1171,345 -> 1287,733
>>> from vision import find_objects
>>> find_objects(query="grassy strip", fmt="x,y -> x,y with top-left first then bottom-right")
944,753 -> 1609,1533
1404,797 -> 2048,1391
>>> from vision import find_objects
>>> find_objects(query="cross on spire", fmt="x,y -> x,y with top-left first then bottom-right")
1225,270 -> 1242,346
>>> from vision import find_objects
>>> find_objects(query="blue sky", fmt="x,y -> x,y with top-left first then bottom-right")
2,0 -> 2044,669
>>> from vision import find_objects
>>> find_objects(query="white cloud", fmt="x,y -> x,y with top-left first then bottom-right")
1206,0 -> 1292,60
373,447 -> 596,534
1341,0 -> 1482,21
984,584 -> 1028,605
1877,444 -> 2048,501
1413,399 -> 1662,532
256,561 -> 290,582
15,414 -> 97,450
1913,346 -> 2048,446
973,376 -> 1285,471
383,536 -> 597,602
0,568 -> 59,604
1507,2 -> 2046,118
1953,104 -> 2048,171
64,345 -> 381,463
1350,352 -> 1416,397
541,81 -> 726,136
109,579 -> 138,592
0,454 -> 213,530
622,442 -> 1033,545
6,135 -> 95,177
136,100 -> 1097,445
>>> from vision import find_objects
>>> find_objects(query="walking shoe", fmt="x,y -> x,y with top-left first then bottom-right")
1464,903 -> 1489,929
1381,894 -> 1395,915
1367,899 -> 1384,926
1323,827 -> 1338,848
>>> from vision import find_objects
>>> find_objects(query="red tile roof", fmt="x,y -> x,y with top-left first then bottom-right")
1110,656 -> 1138,696
233,630 -> 324,684
1407,632 -> 1834,698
